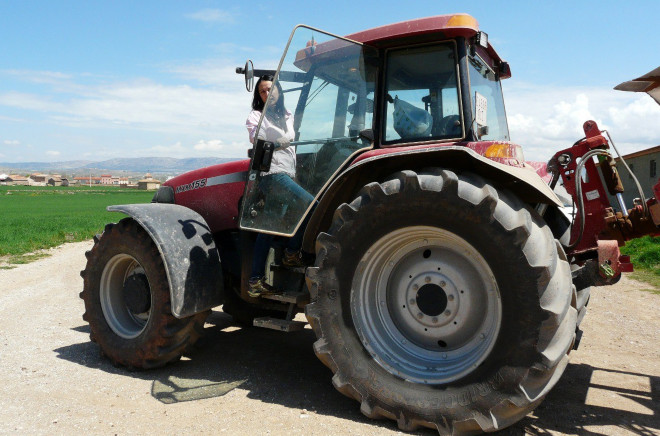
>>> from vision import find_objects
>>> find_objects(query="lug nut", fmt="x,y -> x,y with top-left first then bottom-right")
444,310 -> 451,316
425,276 -> 431,283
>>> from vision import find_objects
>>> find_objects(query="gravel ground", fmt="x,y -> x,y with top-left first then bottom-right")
0,241 -> 658,435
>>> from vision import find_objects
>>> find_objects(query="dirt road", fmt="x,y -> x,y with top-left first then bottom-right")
0,241 -> 658,435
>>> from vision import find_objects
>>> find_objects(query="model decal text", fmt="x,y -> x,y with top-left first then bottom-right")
176,178 -> 207,194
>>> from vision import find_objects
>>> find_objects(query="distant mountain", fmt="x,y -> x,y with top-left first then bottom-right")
0,157 -> 241,175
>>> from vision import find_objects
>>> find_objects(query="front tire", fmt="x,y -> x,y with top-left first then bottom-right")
80,218 -> 208,369
305,169 -> 576,434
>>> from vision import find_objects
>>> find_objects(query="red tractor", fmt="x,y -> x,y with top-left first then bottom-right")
80,15 -> 660,434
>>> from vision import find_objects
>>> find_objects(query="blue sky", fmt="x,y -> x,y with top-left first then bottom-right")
1,0 -> 659,163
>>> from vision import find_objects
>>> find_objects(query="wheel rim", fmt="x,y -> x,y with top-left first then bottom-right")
100,254 -> 151,339
351,226 -> 502,384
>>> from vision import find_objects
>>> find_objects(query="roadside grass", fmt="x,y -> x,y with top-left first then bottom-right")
620,236 -> 660,292
0,186 -> 153,262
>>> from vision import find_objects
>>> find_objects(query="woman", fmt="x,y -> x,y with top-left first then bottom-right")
245,75 -> 314,297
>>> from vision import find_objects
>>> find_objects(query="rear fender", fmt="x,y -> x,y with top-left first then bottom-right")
108,203 -> 223,318
303,147 -> 562,252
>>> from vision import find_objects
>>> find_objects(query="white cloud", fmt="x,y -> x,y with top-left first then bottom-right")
186,9 -> 236,23
141,142 -> 190,158
46,150 -> 60,157
194,139 -> 224,152
504,82 -> 660,162
0,66 -> 254,158
1,69 -> 72,84
3,140 -> 20,146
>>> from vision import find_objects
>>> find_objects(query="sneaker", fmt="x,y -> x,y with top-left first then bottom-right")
282,249 -> 305,268
248,278 -> 278,298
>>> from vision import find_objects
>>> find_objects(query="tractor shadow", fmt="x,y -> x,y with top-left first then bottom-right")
55,312 -> 659,435
55,310 -> 412,434
506,364 -> 660,435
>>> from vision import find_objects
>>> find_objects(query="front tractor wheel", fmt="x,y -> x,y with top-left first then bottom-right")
305,169 -> 576,434
80,218 -> 208,369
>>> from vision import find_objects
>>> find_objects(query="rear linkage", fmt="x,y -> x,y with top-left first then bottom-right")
547,120 -> 660,286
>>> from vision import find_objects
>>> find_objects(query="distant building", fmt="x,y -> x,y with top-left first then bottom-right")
137,173 -> 161,190
47,175 -> 63,186
73,176 -> 102,185
29,173 -> 48,186
6,175 -> 29,185
615,145 -> 660,206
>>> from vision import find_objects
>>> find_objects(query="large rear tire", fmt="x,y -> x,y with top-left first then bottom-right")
80,218 -> 208,369
305,169 -> 576,434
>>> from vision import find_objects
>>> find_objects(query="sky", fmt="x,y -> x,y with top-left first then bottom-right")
1,0 -> 659,164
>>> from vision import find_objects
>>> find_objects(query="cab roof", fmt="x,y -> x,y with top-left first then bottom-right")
345,14 -> 507,67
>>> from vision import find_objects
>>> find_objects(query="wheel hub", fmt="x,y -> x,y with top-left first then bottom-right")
122,273 -> 151,314
415,283 -> 447,317
100,254 -> 151,339
351,226 -> 502,384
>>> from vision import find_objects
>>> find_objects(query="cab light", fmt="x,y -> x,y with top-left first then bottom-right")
447,15 -> 479,30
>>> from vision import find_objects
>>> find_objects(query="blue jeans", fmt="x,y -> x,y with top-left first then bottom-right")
250,173 -> 315,279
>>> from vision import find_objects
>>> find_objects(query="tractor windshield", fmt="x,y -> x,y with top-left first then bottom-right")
240,26 -> 377,236
468,52 -> 509,141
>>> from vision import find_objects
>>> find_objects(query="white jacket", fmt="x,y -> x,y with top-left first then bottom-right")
246,109 -> 296,178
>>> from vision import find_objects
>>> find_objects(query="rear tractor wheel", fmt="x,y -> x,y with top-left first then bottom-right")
305,169 -> 577,434
80,218 -> 208,369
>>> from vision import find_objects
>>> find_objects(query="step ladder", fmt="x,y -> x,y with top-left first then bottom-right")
253,263 -> 309,332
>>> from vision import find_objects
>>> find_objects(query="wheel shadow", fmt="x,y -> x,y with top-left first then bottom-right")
55,310 -> 421,434
55,313 -> 659,436
499,363 -> 660,435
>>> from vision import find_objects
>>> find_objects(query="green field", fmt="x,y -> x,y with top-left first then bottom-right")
0,185 -> 153,261
620,236 -> 660,292
1,185 -> 659,288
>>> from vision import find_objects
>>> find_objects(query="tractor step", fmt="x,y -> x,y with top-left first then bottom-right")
269,264 -> 307,275
253,317 -> 307,332
260,291 -> 309,305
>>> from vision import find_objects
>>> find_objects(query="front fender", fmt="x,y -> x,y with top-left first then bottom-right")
108,203 -> 223,318
302,146 -> 563,252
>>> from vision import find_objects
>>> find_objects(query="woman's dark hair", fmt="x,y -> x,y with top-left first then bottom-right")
251,74 -> 273,111
252,74 -> 285,115
252,74 -> 287,131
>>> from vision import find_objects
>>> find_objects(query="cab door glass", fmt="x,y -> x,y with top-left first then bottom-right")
383,43 -> 463,143
240,26 -> 377,236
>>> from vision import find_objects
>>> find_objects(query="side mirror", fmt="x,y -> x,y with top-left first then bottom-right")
477,125 -> 489,138
235,60 -> 255,92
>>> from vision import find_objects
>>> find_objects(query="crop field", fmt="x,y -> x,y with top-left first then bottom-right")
0,185 -> 153,260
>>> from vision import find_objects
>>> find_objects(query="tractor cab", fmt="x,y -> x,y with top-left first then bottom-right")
240,15 -> 513,237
